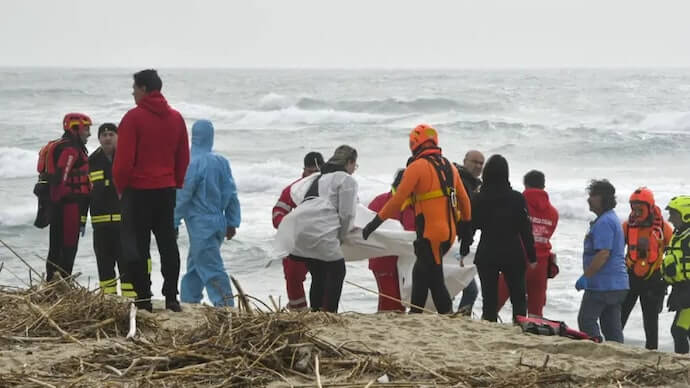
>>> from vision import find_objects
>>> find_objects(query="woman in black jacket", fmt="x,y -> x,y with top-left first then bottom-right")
469,154 -> 537,322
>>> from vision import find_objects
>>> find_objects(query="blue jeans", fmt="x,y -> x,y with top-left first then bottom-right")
458,278 -> 479,311
577,289 -> 628,343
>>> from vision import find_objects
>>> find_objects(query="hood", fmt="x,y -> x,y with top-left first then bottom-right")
191,119 -> 214,157
523,188 -> 550,211
137,91 -> 171,116
481,154 -> 510,192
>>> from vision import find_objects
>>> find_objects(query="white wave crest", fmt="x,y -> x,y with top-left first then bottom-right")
0,147 -> 36,178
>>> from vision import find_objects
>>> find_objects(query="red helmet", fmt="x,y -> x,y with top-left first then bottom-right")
409,124 -> 438,152
629,187 -> 655,223
62,113 -> 92,134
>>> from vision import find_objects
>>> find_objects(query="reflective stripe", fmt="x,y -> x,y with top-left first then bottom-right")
676,308 -> 690,331
121,282 -> 137,298
102,286 -> 117,295
100,279 -> 117,287
272,211 -> 284,219
105,179 -> 110,186
89,170 -> 105,181
147,258 -> 152,274
121,282 -> 134,290
274,201 -> 293,212
122,290 -> 137,298
91,214 -> 122,224
401,187 -> 452,210
80,216 -> 87,223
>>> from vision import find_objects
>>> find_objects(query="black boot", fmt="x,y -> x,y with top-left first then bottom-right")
165,296 -> 182,312
135,300 -> 153,313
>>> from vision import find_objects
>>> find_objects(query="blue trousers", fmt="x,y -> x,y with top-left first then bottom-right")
577,289 -> 628,343
180,225 -> 234,307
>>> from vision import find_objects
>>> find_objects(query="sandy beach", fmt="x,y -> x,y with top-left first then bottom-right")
1,289 -> 689,387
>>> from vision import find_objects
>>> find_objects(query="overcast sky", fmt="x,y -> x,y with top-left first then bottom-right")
2,0 -> 689,68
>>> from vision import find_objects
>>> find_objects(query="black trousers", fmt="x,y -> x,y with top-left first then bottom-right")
93,224 -> 135,297
410,238 -> 452,314
292,256 -> 346,313
620,276 -> 665,350
121,188 -> 180,301
47,201 -> 81,281
671,308 -> 690,354
477,257 -> 527,322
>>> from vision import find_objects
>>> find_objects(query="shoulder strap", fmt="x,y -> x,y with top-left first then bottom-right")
302,174 -> 323,203
422,155 -> 459,240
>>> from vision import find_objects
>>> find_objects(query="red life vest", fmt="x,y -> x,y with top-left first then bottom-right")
624,206 -> 665,279
37,137 -> 90,199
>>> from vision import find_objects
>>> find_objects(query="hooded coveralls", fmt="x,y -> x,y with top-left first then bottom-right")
174,120 -> 241,307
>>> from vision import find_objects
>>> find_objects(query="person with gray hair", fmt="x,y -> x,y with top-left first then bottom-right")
289,145 -> 359,312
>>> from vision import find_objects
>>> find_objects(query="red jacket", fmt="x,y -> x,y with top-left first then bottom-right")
113,91 -> 190,193
272,178 -> 301,229
368,191 -> 416,231
523,188 -> 559,260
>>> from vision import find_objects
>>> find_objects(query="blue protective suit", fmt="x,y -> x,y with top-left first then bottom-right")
174,120 -> 241,307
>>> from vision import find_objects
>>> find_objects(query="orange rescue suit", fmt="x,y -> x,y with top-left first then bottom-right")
378,150 -> 471,264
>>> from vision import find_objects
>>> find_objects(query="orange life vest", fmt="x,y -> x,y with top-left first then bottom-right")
624,206 -> 665,279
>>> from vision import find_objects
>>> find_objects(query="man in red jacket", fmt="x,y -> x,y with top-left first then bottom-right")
497,170 -> 559,317
272,152 -> 324,311
114,69 -> 190,312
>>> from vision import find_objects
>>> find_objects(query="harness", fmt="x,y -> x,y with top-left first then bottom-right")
404,154 -> 460,242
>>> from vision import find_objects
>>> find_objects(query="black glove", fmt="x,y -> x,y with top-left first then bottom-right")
362,215 -> 384,240
459,241 -> 470,257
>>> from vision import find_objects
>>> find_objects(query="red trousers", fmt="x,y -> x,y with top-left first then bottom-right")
283,256 -> 308,310
368,256 -> 405,312
497,255 -> 548,316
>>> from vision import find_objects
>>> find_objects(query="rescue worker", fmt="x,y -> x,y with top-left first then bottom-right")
620,187 -> 673,350
454,150 -> 484,315
661,195 -> 690,354
288,145 -> 358,313
174,120 -> 241,307
88,123 -> 135,298
367,168 -> 415,312
465,155 -> 536,322
497,170 -> 559,318
576,179 -> 628,343
362,124 -> 472,314
43,113 -> 92,281
272,151 -> 324,311
114,69 -> 190,312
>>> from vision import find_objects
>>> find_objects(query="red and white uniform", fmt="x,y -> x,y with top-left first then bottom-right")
273,176 -> 310,310
498,188 -> 559,316
368,191 -> 416,312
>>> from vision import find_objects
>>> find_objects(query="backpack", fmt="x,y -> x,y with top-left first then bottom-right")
33,138 -> 68,228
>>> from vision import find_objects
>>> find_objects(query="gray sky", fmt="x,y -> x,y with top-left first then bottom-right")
2,0 -> 689,68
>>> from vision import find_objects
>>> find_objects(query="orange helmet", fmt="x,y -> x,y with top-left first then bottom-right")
62,113 -> 92,134
409,124 -> 438,152
629,187 -> 655,223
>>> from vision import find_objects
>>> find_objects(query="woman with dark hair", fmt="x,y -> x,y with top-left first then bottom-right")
575,179 -> 629,343
289,145 -> 359,313
467,154 -> 536,322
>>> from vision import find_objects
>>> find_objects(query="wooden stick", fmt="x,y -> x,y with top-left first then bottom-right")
344,280 -> 438,314
25,377 -> 56,388
24,297 -> 83,345
0,238 -> 43,279
230,275 -> 253,315
78,318 -> 116,334
0,335 -> 62,342
315,354 -> 323,388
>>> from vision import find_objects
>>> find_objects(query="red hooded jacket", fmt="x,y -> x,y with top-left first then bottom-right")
523,188 -> 559,260
113,91 -> 190,193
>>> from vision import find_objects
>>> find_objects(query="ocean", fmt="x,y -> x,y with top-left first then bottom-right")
1,68 -> 689,351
